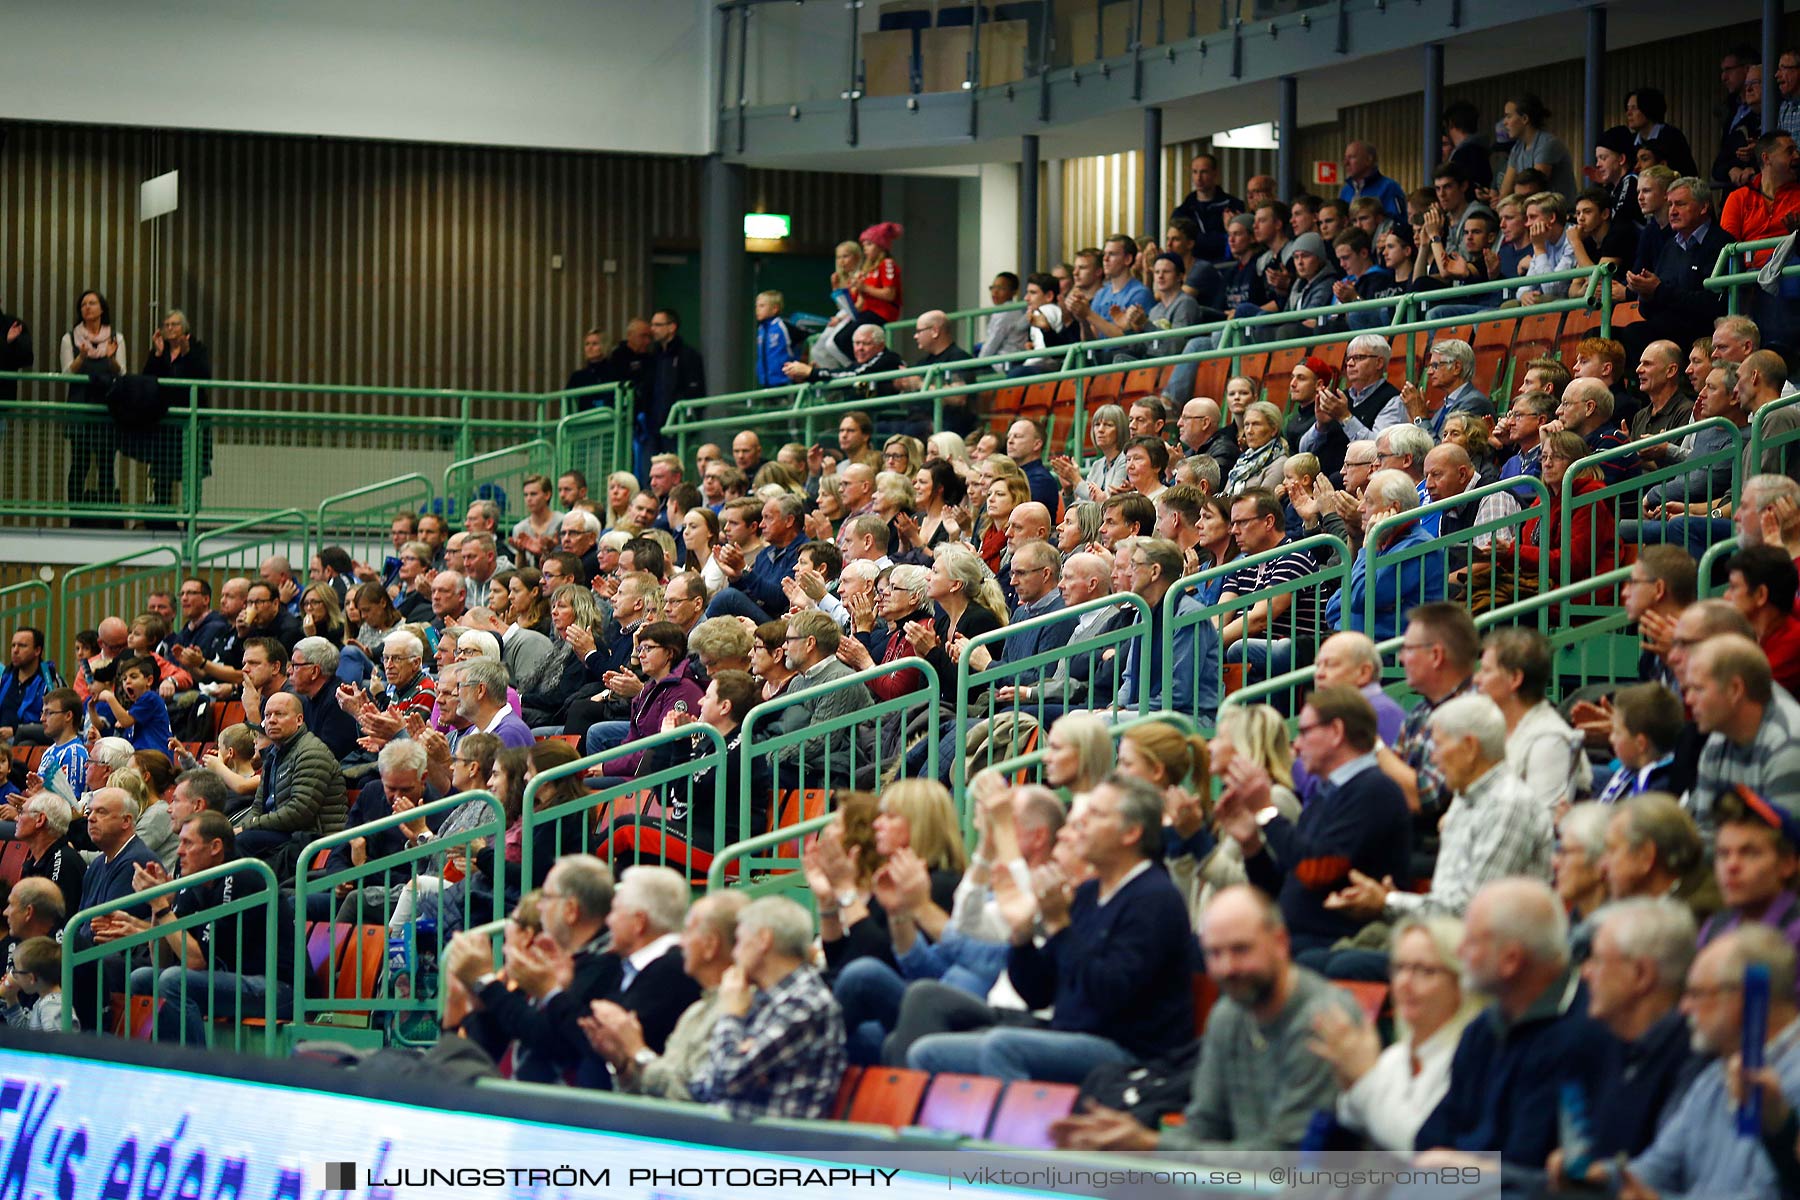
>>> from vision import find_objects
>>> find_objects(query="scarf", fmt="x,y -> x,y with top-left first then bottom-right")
1224,433 -> 1286,494
71,323 -> 113,361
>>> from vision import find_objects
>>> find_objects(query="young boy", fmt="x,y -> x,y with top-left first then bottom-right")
1281,452 -> 1322,539
93,657 -> 171,754
1595,681 -> 1684,804
0,936 -> 70,1032
754,290 -> 802,389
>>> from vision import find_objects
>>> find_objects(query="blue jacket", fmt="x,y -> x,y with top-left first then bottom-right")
0,661 -> 59,728
1340,171 -> 1409,220
1326,518 -> 1447,641
755,316 -> 802,389
998,592 -> 1075,686
1021,459 -> 1061,515
738,534 -> 808,621
1006,863 -> 1197,1060
1415,971 -> 1612,1167
1119,593 -> 1219,723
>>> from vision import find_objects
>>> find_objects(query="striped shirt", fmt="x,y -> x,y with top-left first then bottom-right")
1689,688 -> 1800,839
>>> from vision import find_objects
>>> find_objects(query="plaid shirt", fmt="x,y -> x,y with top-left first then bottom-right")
689,964 -> 846,1120
1387,762 -> 1553,920
1396,676 -> 1477,823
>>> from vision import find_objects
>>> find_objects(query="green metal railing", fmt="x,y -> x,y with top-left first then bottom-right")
292,790 -> 507,1039
189,508 -> 313,592
555,404 -> 633,493
443,438 -> 555,525
979,710 -> 1200,798
664,266 -> 1614,461
1708,235 -> 1800,314
0,580 -> 53,649
1748,390 -> 1800,481
56,544 -> 184,655
62,857 -> 281,1053
706,814 -> 834,897
518,724 -> 731,888
316,474 -> 436,575
883,302 -> 1024,352
1700,536 -> 1742,597
950,593 -> 1154,809
1164,533 -> 1352,725
737,656 -> 940,877
1363,477 -> 1554,642
1563,418 -> 1742,587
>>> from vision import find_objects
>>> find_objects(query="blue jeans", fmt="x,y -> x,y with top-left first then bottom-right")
906,1025 -> 1137,1083
1628,515 -> 1732,563
834,957 -> 909,1066
129,964 -> 293,1046
1225,637 -> 1292,681
583,719 -> 630,757
705,586 -> 775,623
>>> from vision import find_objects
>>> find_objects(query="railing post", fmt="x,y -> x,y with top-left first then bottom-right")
183,384 -> 201,548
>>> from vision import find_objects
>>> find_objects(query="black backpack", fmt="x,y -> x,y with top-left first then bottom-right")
1078,1038 -> 1201,1129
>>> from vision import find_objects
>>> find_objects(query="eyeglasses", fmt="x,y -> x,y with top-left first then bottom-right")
1389,961 -> 1456,981
1344,353 -> 1380,363
1682,982 -> 1743,1002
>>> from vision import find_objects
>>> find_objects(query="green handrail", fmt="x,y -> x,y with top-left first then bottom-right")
292,790 -> 507,1034
1162,532 -> 1353,727
1700,536 -> 1742,597
1748,390 -> 1800,480
706,814 -> 834,895
443,438 -> 555,518
518,724 -> 730,888
950,592 -> 1155,813
56,544 -> 184,656
554,403 -> 633,483
315,474 -> 436,564
1706,235 -> 1800,314
62,856 -> 281,1053
0,581 -> 53,657
1363,476 -> 1554,640
883,301 -> 1025,349
737,656 -> 940,874
664,281 -> 1610,459
1560,418 -> 1742,591
189,507 -> 313,579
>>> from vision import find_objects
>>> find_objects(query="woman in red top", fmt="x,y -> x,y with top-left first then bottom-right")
1501,430 -> 1616,601
831,221 -> 904,359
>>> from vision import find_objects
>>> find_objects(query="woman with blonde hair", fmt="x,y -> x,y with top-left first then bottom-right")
1312,914 -> 1480,1152
603,471 -> 637,527
1178,704 -> 1300,925
872,470 -> 914,520
1041,711 -> 1114,794
925,431 -> 973,479
299,582 -> 347,647
903,542 -> 1006,699
978,475 -> 1030,573
882,434 -> 924,478
752,461 -> 805,496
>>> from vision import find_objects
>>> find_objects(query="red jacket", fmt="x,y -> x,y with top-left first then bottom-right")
1517,476 -> 1616,594
867,612 -> 929,701
1720,177 -> 1800,265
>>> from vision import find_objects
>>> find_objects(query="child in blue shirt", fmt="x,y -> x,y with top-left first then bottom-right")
92,657 -> 171,753
754,290 -> 802,389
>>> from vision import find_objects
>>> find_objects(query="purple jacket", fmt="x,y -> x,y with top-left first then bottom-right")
603,660 -> 704,777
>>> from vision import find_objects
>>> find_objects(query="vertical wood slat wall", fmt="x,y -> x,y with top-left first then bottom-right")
1054,14 -> 1800,258
0,123 -> 878,417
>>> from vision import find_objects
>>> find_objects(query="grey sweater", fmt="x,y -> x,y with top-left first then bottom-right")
1160,964 -> 1356,1151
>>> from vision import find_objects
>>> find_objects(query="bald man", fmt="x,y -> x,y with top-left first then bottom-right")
1547,376 -> 1635,487
1177,397 -> 1237,475
897,310 -> 977,434
1423,444 -> 1480,536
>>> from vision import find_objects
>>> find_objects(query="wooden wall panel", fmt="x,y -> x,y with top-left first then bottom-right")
0,124 -> 879,418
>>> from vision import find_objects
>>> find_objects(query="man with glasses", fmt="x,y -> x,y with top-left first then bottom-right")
1214,686 -> 1410,959
336,630 -> 436,753
1603,926 -> 1800,1199
1218,488 -> 1323,680
766,610 -> 873,789
24,688 -> 86,805
284,637 -> 358,759
1302,333 -> 1400,450
1541,377 -> 1634,488
1386,339 -> 1490,441
1391,603 -> 1480,869
388,540 -> 435,621
1113,537 -> 1217,723
242,581 -> 302,652
168,578 -> 231,663
1497,390 -> 1557,499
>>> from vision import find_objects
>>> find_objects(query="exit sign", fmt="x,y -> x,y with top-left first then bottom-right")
1313,161 -> 1340,187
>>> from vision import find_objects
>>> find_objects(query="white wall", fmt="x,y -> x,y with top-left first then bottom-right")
976,163 -> 1018,313
0,0 -> 716,156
